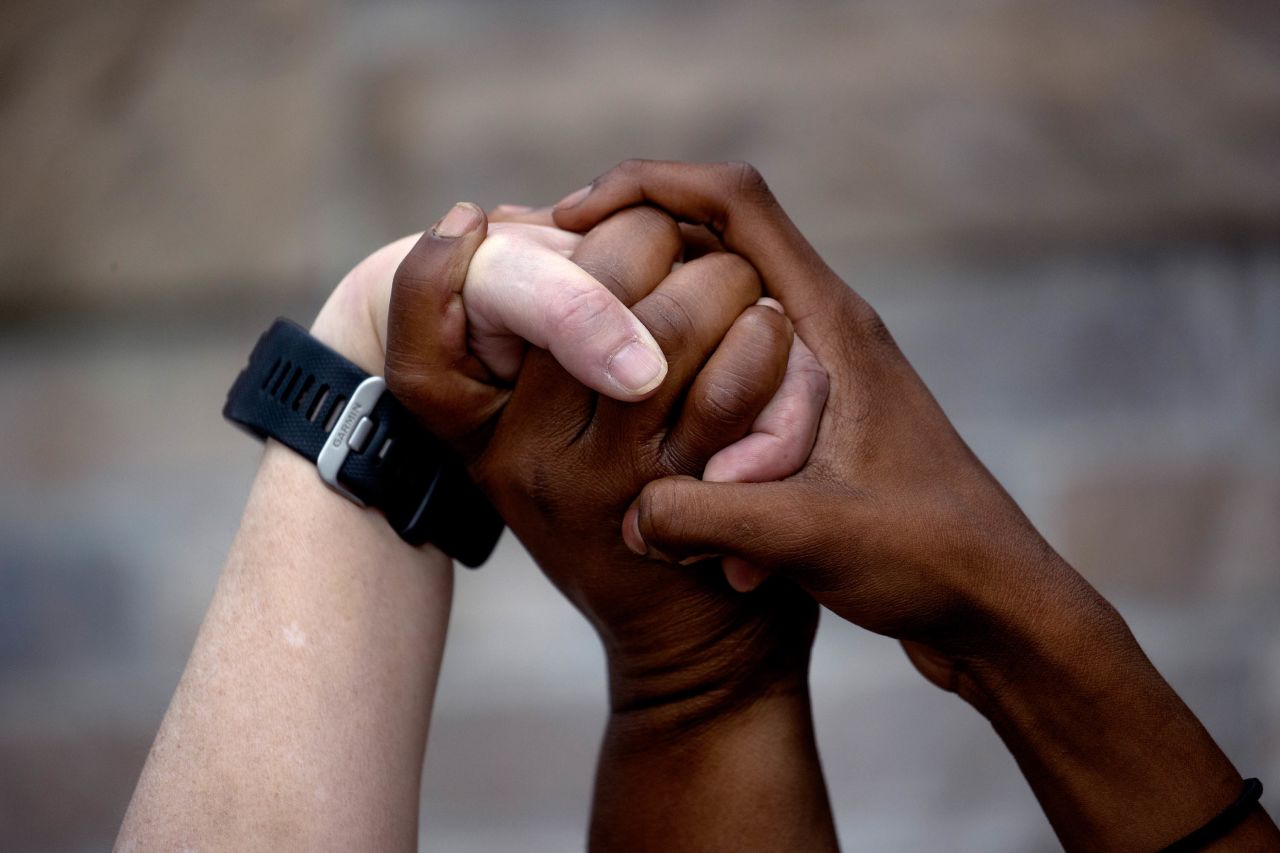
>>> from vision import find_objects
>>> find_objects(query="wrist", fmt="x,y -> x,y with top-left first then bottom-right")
951,551 -> 1123,715
311,234 -> 423,375
256,440 -> 450,563
607,652 -> 812,736
602,588 -> 819,730
601,683 -> 817,776
310,275 -> 386,375
947,555 -> 1244,850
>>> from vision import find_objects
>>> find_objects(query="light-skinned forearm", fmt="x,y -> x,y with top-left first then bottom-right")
118,289 -> 453,852
117,444 -> 452,852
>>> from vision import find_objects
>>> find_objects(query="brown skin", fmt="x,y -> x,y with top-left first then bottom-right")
386,205 -> 838,851
553,159 -> 1280,853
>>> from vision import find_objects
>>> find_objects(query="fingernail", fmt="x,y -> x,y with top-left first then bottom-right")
555,184 -> 592,210
724,559 -> 770,593
607,340 -> 667,395
624,507 -> 679,562
623,506 -> 647,555
433,203 -> 481,238
756,297 -> 784,314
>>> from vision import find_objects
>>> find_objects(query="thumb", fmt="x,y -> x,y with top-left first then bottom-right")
623,475 -> 827,570
385,202 -> 505,448
464,233 -> 668,400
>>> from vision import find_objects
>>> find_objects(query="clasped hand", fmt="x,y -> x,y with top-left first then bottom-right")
326,199 -> 830,720
118,160 -> 1273,853
320,161 -> 1117,725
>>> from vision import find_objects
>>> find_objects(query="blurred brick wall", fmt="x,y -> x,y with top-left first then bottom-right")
1,1 -> 1277,850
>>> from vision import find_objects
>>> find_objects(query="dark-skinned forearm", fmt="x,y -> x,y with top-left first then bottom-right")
958,557 -> 1279,852
590,682 -> 838,853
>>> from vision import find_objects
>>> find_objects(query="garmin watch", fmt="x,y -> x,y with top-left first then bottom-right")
223,318 -> 503,567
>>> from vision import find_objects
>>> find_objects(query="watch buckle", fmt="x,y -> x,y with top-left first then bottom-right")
316,375 -> 386,505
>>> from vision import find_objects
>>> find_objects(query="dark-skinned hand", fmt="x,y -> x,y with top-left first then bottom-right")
551,159 -> 1278,853
385,204 -> 822,718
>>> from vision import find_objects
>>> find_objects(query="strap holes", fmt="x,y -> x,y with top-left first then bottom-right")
376,438 -> 394,462
306,386 -> 330,422
269,361 -> 291,395
279,366 -> 302,404
322,395 -> 347,432
261,358 -> 282,390
292,375 -> 314,411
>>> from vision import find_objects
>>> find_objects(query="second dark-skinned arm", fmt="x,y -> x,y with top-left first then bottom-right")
554,159 -> 1280,853
385,204 -> 838,851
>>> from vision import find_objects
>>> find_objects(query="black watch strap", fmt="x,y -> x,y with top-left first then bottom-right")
223,318 -> 502,567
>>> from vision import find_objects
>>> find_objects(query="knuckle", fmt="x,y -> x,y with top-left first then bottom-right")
727,309 -> 791,373
638,479 -> 686,543
691,251 -> 761,297
856,305 -> 896,348
698,375 -> 758,425
711,250 -> 758,283
724,160 -> 771,200
625,203 -> 679,240
800,362 -> 831,405
639,289 -> 696,344
575,257 -> 630,300
805,359 -> 831,395
617,157 -> 652,176
550,285 -> 616,337
792,350 -> 831,400
743,303 -> 791,344
575,209 -> 679,301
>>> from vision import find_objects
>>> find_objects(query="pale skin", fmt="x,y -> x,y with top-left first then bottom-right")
115,246 -> 454,852
118,208 -> 829,850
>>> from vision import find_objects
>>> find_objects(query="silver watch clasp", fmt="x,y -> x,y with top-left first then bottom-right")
316,375 -> 386,505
